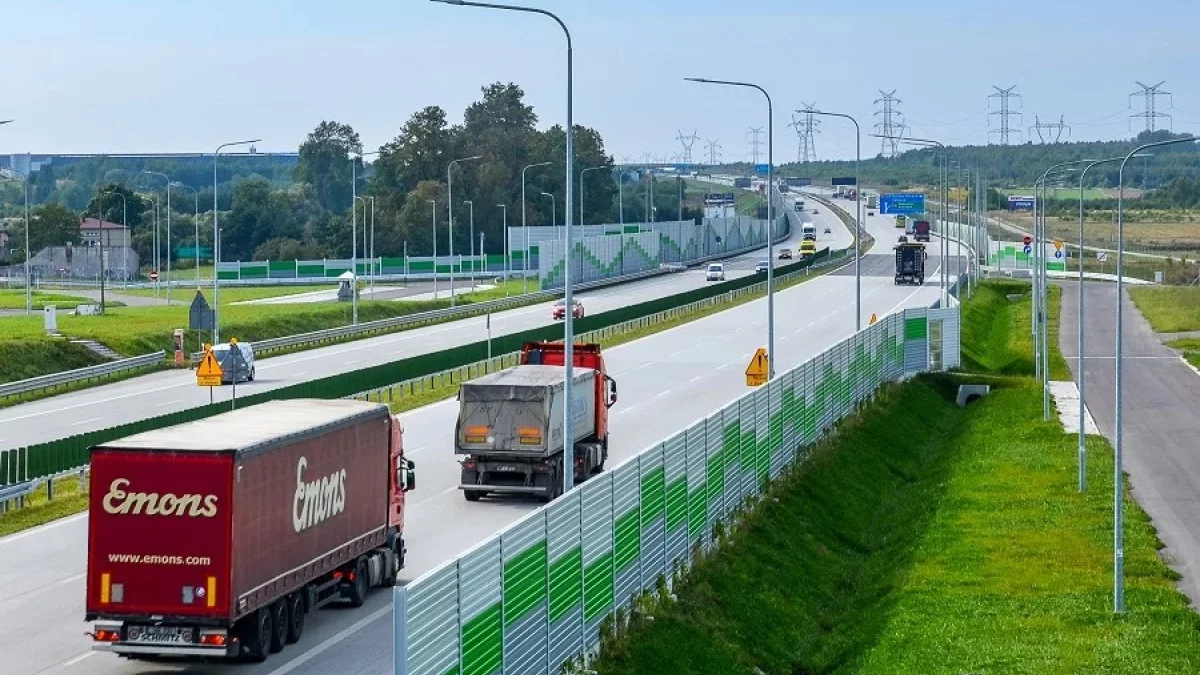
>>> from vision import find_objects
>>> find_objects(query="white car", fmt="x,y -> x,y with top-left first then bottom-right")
706,263 -> 726,282
212,341 -> 256,384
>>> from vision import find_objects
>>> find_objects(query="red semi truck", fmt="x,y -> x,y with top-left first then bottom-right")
85,399 -> 416,662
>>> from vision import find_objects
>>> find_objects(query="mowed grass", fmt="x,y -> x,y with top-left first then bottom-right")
961,280 -> 1070,379
0,289 -> 95,310
0,339 -> 103,384
119,284 -> 339,304
593,284 -> 1200,675
1130,286 -> 1200,333
0,475 -> 90,538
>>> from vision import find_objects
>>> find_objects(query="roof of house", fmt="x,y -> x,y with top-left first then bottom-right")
79,218 -> 127,231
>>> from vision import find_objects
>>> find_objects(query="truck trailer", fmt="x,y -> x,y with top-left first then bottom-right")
458,341 -> 617,502
85,399 -> 416,663
894,242 -> 927,285
913,220 -> 931,242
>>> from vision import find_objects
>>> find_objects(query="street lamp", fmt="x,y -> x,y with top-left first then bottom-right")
464,200 -> 475,288
101,191 -> 126,295
213,138 -> 261,344
1112,135 -> 1196,614
579,165 -> 604,226
170,182 -> 201,285
521,161 -> 552,294
3,168 -> 31,314
429,199 -> 439,299
686,76 -> 775,379
432,0 -> 578,496
142,171 -> 173,303
351,150 -> 381,320
497,203 -> 509,294
368,196 -> 377,298
810,110 -> 862,331
541,192 -> 557,227
447,155 -> 482,306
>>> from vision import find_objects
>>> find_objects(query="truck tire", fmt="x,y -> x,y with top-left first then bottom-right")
269,600 -> 287,653
464,490 -> 482,502
239,609 -> 272,662
285,594 -> 305,644
346,560 -> 368,608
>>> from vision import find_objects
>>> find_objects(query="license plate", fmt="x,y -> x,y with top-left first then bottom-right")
493,465 -> 518,472
127,626 -> 194,644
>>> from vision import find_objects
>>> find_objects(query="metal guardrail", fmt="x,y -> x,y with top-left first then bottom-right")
0,351 -> 166,399
189,267 -> 673,361
0,480 -> 35,503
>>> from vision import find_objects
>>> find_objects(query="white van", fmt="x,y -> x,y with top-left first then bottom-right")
706,263 -> 726,282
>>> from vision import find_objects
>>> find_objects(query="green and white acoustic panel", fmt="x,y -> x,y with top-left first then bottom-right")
394,307 -> 956,675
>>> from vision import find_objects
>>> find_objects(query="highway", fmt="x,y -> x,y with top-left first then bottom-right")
0,199 -> 959,675
0,208 -> 835,452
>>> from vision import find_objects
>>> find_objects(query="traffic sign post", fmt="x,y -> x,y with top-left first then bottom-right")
196,344 -> 223,403
221,338 -> 250,410
745,347 -> 769,387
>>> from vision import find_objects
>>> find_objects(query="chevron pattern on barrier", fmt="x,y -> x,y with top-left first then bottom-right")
393,306 -> 957,675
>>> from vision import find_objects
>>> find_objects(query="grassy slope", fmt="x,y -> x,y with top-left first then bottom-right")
961,279 -> 1070,379
0,340 -> 103,384
1129,286 -> 1200,333
594,281 -> 1200,675
0,290 -> 96,310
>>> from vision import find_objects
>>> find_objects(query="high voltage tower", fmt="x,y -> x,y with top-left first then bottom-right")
705,138 -> 722,165
873,90 -> 905,157
1028,114 -> 1071,143
1129,81 -> 1173,132
676,129 -> 700,164
746,127 -> 765,165
988,85 -> 1023,145
789,102 -> 821,162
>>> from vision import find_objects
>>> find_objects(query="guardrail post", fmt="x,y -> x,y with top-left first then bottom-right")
46,477 -> 54,501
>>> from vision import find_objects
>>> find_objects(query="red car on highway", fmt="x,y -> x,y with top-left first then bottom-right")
552,298 -> 585,320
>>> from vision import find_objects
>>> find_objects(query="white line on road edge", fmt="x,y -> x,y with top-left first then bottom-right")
263,604 -> 391,675
57,572 -> 85,586
70,417 -> 102,426
0,513 -> 87,547
62,652 -> 95,668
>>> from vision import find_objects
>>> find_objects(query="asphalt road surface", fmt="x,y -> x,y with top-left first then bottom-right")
0,196 -> 962,675
0,210 -> 840,452
1059,281 -> 1200,607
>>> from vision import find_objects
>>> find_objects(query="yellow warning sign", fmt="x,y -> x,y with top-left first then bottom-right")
1053,239 -> 1064,251
197,345 -> 223,388
869,313 -> 878,326
745,348 -> 769,387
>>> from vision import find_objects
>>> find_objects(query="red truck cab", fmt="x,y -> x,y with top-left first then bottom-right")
520,341 -> 618,444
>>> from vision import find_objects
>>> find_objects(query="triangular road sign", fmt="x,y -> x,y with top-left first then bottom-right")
869,313 -> 878,326
745,348 -> 769,387
197,346 -> 223,387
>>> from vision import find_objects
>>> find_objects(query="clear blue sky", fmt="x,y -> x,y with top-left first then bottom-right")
3,0 -> 1197,160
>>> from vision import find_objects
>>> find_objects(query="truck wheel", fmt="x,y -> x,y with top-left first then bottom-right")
346,560 -> 368,608
286,594 -> 305,644
269,600 -> 287,653
239,609 -> 271,662
464,490 -> 482,502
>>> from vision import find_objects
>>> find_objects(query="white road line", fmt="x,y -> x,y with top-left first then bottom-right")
58,572 -> 85,586
655,389 -> 673,398
0,512 -> 87,547
63,652 -> 95,668
71,417 -> 101,427
263,604 -> 392,675
155,399 -> 181,407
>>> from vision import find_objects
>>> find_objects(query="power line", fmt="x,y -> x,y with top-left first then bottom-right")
746,127 -> 764,165
1130,81 -> 1173,132
988,85 -> 1023,145
705,138 -> 722,166
873,89 -> 905,157
1028,114 -> 1071,143
789,102 -> 820,162
675,129 -> 700,165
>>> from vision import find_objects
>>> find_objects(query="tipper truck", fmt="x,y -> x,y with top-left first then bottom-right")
457,341 -> 617,502
913,220 -> 931,242
85,399 -> 416,663
894,241 -> 927,285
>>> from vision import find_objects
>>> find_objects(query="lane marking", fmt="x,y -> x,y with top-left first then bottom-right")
63,652 -> 95,668
0,512 -> 87,547
58,572 -> 85,586
155,399 -> 181,407
262,604 -> 392,675
71,417 -> 101,427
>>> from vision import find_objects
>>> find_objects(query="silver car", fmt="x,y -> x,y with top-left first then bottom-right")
706,263 -> 726,282
212,341 -> 256,384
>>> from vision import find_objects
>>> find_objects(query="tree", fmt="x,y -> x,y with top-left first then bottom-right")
253,237 -> 331,261
370,106 -> 455,201
221,177 -> 308,261
84,183 -> 148,231
392,180 -> 447,257
295,121 -> 362,213
28,202 -> 80,253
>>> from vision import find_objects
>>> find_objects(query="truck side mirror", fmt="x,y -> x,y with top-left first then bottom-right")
605,376 -> 618,408
401,459 -> 416,492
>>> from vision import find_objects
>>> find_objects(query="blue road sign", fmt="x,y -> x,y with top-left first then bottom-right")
1054,250 -> 1063,259
1023,245 -> 1033,255
754,163 -> 769,175
1008,195 -> 1035,211
879,193 -> 926,215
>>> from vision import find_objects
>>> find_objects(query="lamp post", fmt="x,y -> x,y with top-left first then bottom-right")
579,165 -> 604,226
368,196 -> 377,298
686,76 -> 775,378
1112,135 -> 1196,614
142,171 -> 173,303
810,110 -> 862,330
498,203 -> 508,293
171,182 -> 200,285
520,161 -> 552,294
100,191 -> 126,297
429,199 -> 438,299
3,168 -> 30,314
447,155 -> 482,307
432,0 -> 578,496
213,138 -> 261,344
542,192 -> 556,228
464,200 -> 475,288
353,196 -> 368,322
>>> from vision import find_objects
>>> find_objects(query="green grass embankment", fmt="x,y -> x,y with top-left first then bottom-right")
0,340 -> 104,385
593,280 -> 1200,675
1129,286 -> 1200,333
961,279 -> 1070,379
0,290 -> 99,310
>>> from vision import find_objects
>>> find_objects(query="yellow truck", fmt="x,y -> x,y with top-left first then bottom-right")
799,240 -> 817,257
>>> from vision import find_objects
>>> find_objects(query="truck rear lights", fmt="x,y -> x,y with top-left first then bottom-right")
518,427 -> 541,444
92,629 -> 120,643
465,425 -> 490,444
463,461 -> 477,471
199,630 -> 228,646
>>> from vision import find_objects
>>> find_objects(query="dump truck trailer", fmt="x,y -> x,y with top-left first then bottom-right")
895,242 -> 927,285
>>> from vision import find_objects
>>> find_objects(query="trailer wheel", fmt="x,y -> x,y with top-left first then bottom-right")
269,601 -> 287,653
346,560 -> 368,608
464,490 -> 482,502
285,594 -> 304,644
239,609 -> 271,662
